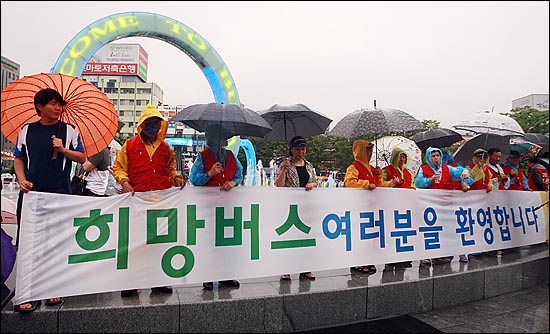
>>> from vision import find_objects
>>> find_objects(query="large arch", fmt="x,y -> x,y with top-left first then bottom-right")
51,11 -> 257,181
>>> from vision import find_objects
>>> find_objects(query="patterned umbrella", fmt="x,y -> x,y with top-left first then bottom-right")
525,133 -> 549,153
329,108 -> 426,138
369,135 -> 422,175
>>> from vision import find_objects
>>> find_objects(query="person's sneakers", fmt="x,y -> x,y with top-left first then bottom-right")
121,289 -> 137,297
219,279 -> 240,288
203,282 -> 214,290
151,286 -> 173,294
459,255 -> 469,263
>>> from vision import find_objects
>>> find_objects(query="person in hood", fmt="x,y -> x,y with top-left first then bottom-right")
414,146 -> 473,191
415,146 -> 473,265
381,146 -> 416,267
112,104 -> 185,297
344,139 -> 388,274
189,123 -> 243,290
382,147 -> 416,189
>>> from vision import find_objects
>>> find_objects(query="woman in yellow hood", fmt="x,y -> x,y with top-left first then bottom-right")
344,139 -> 385,189
382,147 -> 415,189
344,139 -> 383,274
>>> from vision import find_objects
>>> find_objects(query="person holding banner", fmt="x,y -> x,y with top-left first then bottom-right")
414,146 -> 473,265
500,150 -> 529,191
12,88 -> 87,312
414,146 -> 473,191
276,136 -> 318,281
344,139 -> 384,274
382,147 -> 415,189
112,104 -> 185,297
526,157 -> 548,191
466,148 -> 494,193
189,124 -> 243,290
459,148 -> 495,262
382,147 -> 415,267
487,147 -> 510,190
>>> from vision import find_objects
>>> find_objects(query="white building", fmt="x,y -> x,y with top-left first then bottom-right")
512,94 -> 549,111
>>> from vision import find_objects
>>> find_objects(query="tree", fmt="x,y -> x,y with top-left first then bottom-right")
421,119 -> 440,130
503,107 -> 549,134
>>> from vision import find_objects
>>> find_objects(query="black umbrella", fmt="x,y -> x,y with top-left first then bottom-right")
452,133 -> 510,166
410,128 -> 464,152
170,102 -> 273,138
329,107 -> 426,139
257,103 -> 332,142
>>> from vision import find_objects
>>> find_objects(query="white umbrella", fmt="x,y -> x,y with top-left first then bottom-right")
452,111 -> 525,137
369,135 -> 422,175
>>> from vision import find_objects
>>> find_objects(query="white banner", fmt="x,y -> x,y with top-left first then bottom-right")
15,187 -> 548,304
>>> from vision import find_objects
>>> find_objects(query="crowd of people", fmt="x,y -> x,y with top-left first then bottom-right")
7,88 -> 548,312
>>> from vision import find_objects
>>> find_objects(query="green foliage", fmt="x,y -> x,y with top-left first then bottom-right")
114,133 -> 131,146
422,119 -> 440,130
244,135 -> 355,174
503,106 -> 549,134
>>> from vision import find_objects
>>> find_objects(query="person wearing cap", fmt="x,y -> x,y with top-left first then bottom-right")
500,150 -> 528,191
189,123 -> 243,290
466,148 -> 494,193
112,103 -> 185,297
344,139 -> 387,274
276,136 -> 317,281
526,157 -> 548,191
460,148 -> 494,263
486,147 -> 510,190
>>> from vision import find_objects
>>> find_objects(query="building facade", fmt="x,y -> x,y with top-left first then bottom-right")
512,94 -> 549,111
81,74 -> 164,136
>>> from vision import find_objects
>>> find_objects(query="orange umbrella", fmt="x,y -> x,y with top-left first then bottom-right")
1,73 -> 118,157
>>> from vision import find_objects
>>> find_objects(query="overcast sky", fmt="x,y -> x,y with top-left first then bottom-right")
1,1 -> 548,129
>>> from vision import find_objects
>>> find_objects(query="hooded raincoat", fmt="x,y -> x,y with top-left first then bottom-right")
344,140 -> 390,188
112,104 -> 181,191
382,147 -> 415,188
414,146 -> 473,190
